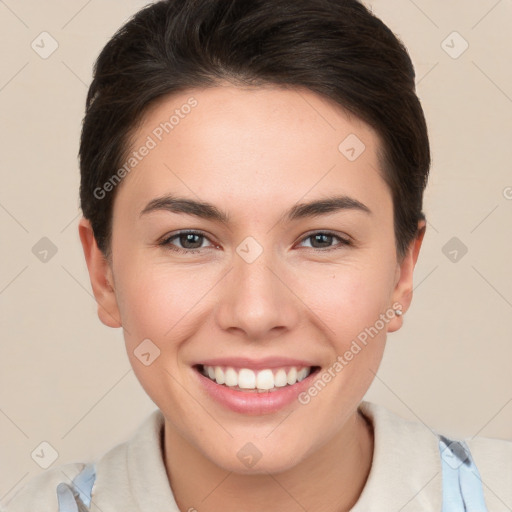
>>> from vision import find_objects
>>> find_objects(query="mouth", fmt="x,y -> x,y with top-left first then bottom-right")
193,364 -> 322,393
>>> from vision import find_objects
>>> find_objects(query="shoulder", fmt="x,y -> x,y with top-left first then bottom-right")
4,409 -> 166,512
4,462 -> 87,512
355,401 -> 512,511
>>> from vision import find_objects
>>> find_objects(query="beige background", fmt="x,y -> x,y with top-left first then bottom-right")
1,0 -> 511,505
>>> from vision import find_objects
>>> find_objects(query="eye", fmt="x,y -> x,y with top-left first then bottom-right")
159,230 -> 215,254
297,231 -> 352,252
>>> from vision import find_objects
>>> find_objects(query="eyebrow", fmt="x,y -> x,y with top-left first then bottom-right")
139,194 -> 372,224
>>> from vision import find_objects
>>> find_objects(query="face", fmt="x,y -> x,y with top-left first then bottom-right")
79,84 -> 424,474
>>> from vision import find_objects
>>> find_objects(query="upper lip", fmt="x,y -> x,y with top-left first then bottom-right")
195,356 -> 319,371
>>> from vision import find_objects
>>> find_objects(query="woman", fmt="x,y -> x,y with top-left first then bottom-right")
6,0 -> 511,511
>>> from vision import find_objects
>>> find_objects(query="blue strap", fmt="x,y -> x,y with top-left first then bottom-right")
439,435 -> 488,511
56,463 -> 96,512
56,483 -> 79,512
72,462 -> 96,507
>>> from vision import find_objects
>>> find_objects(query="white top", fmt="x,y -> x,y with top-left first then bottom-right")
4,401 -> 512,511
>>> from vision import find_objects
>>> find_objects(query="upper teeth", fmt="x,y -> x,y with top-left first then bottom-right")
202,365 -> 312,390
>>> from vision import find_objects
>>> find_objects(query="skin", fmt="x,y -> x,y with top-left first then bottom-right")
79,83 -> 425,512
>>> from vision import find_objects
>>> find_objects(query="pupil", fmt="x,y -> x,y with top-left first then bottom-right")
314,234 -> 331,247
183,233 -> 200,248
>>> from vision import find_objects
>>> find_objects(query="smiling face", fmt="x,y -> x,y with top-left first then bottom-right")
79,83 -> 424,475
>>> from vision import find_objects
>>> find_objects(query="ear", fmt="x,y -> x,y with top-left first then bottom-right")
387,219 -> 426,333
78,217 -> 122,328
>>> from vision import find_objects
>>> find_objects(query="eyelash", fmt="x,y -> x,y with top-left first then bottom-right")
158,230 -> 352,255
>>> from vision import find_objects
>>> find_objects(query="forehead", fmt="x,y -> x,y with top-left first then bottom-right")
114,84 -> 390,221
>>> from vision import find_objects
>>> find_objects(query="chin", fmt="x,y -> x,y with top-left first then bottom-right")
203,437 -> 311,476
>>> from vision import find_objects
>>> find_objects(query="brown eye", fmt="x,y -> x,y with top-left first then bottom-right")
160,230 -> 213,254
298,231 -> 352,251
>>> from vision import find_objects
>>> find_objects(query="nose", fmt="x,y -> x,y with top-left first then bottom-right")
214,244 -> 302,341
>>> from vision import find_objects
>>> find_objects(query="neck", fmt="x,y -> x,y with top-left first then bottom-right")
163,408 -> 374,512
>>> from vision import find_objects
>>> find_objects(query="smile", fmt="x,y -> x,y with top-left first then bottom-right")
193,363 -> 322,415
197,364 -> 318,392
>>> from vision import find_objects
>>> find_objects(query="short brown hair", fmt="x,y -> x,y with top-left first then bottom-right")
79,0 -> 430,262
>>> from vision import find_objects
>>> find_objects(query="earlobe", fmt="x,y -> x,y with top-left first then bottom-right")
387,220 -> 427,333
78,217 -> 122,328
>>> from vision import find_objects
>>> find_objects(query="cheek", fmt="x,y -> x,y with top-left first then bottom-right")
114,261 -> 201,407
293,257 -> 394,341
114,257 -> 220,350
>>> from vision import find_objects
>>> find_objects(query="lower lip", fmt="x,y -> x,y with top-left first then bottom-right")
193,366 -> 320,416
